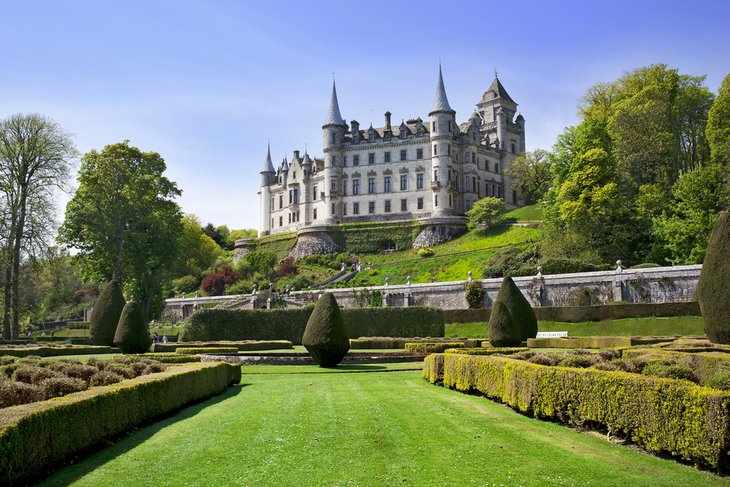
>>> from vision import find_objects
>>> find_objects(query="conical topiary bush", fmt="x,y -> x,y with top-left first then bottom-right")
113,301 -> 152,353
488,301 -> 522,347
301,293 -> 350,367
89,280 -> 126,346
697,211 -> 730,344
494,276 -> 537,341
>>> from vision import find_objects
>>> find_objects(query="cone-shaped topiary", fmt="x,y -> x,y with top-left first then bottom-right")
301,293 -> 350,367
89,280 -> 126,346
488,301 -> 522,347
495,276 -> 538,341
113,301 -> 152,353
697,211 -> 730,343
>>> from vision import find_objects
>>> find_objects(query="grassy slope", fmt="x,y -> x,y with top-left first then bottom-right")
41,366 -> 724,486
504,203 -> 543,222
445,316 -> 706,338
334,225 -> 540,287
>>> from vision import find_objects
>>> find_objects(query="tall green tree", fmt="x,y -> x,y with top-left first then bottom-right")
59,141 -> 182,320
176,214 -> 223,277
0,114 -> 76,338
706,73 -> 730,167
505,149 -> 553,204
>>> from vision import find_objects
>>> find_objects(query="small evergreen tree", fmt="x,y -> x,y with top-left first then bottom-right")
301,293 -> 350,367
113,301 -> 152,353
488,277 -> 537,347
697,211 -> 730,343
488,301 -> 522,347
89,280 -> 125,346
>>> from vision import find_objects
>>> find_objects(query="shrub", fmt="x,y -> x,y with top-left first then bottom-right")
483,246 -> 540,278
537,257 -> 612,275
171,275 -> 200,294
135,353 -> 201,364
697,211 -> 730,343
200,263 -> 242,296
175,347 -> 238,355
152,340 -> 292,353
488,301 -> 522,347
90,370 -> 124,386
445,347 -> 529,356
13,366 -> 64,385
180,307 -> 444,344
114,301 -> 152,354
496,276 -> 537,341
104,363 -> 135,379
0,356 -> 16,366
40,377 -> 87,399
706,372 -> 730,390
596,349 -> 622,362
423,353 -> 730,471
275,256 -> 297,277
464,281 -> 485,309
526,336 -> 633,349
89,280 -> 125,346
0,381 -> 42,408
301,293 -> 350,367
404,342 -> 464,353
466,197 -> 506,229
527,353 -> 562,366
641,363 -> 699,383
558,354 -> 600,368
0,362 -> 240,485
62,364 -> 99,383
417,247 -> 434,258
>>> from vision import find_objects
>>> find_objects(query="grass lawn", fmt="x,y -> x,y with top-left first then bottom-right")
40,366 -> 724,486
445,316 -> 706,338
504,203 -> 543,222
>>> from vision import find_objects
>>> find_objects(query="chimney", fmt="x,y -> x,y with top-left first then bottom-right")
384,111 -> 392,131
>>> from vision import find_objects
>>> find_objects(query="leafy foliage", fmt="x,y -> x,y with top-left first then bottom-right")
89,280 -> 125,346
200,264 -> 242,296
505,149 -> 554,204
301,293 -> 350,367
113,301 -> 152,354
465,197 -> 506,229
464,280 -> 485,309
697,211 -> 730,344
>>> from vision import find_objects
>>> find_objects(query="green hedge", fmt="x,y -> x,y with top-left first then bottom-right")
423,353 -> 730,471
180,307 -> 444,344
175,347 -> 239,355
442,302 -> 701,324
133,353 -> 201,364
526,336 -> 633,349
404,342 -> 465,353
445,347 -> 529,356
0,346 -> 119,358
152,340 -> 293,353
622,348 -> 730,386
0,362 -> 241,484
349,337 -> 482,349
329,221 -> 426,253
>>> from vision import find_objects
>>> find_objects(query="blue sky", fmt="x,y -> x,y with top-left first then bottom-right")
2,0 -> 728,231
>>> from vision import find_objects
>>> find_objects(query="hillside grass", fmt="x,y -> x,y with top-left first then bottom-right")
327,225 -> 540,287
40,366 -> 724,486
445,316 -> 706,338
504,203 -> 543,222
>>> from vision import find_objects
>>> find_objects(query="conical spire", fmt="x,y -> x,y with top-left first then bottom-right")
260,142 -> 275,173
487,75 -> 515,103
323,80 -> 345,126
430,64 -> 453,113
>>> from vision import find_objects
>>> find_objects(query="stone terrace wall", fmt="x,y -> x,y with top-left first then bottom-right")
164,265 -> 701,319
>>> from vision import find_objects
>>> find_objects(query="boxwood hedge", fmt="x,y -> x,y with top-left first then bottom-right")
180,307 -> 444,344
152,340 -> 293,353
175,347 -> 239,355
423,353 -> 730,471
404,342 -> 465,353
349,337 -> 482,349
0,346 -> 119,358
0,362 -> 241,484
525,336 -> 633,349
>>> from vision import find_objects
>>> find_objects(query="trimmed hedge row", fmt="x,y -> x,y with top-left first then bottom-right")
0,346 -> 120,358
349,337 -> 482,349
134,353 -> 201,364
180,307 -> 444,344
152,340 -> 293,353
404,342 -> 465,353
622,348 -> 730,385
176,347 -> 239,355
442,302 -> 701,324
445,347 -> 529,356
423,353 -> 730,471
526,336 -> 633,349
0,362 -> 241,484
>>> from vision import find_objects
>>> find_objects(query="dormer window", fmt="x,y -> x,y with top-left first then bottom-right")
368,131 -> 374,142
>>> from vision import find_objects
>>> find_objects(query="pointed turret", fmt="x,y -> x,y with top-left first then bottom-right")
323,80 -> 345,127
260,142 -> 275,173
302,150 -> 312,167
430,64 -> 454,114
281,157 -> 289,172
485,75 -> 515,103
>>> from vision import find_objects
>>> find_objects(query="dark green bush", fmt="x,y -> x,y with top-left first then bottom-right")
349,337 -> 481,349
404,342 -> 464,353
527,336 -> 633,349
558,354 -> 600,368
538,257 -> 612,275
488,301 -> 521,347
89,280 -> 125,346
706,372 -> 730,390
464,281 -> 486,309
180,307 -> 444,344
0,362 -> 240,485
423,353 -> 730,472
482,246 -> 539,278
175,347 -> 238,355
444,347 -> 529,356
152,340 -> 292,353
114,301 -> 152,354
697,211 -> 730,343
641,363 -> 699,383
301,293 -> 350,367
135,353 -> 201,364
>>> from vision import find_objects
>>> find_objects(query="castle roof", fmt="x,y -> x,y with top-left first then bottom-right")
323,80 -> 345,126
486,76 -> 515,103
430,64 -> 454,114
260,143 -> 275,173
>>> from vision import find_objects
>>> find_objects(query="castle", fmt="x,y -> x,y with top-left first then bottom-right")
258,66 -> 525,239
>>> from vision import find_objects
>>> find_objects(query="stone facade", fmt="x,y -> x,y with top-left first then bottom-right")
257,66 -> 526,239
163,264 -> 702,320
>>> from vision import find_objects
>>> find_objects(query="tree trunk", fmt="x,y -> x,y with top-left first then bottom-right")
10,190 -> 27,339
2,258 -> 11,340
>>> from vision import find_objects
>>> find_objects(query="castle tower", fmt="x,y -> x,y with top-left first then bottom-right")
476,73 -> 518,150
258,143 -> 275,236
322,80 -> 347,224
429,64 -> 456,216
